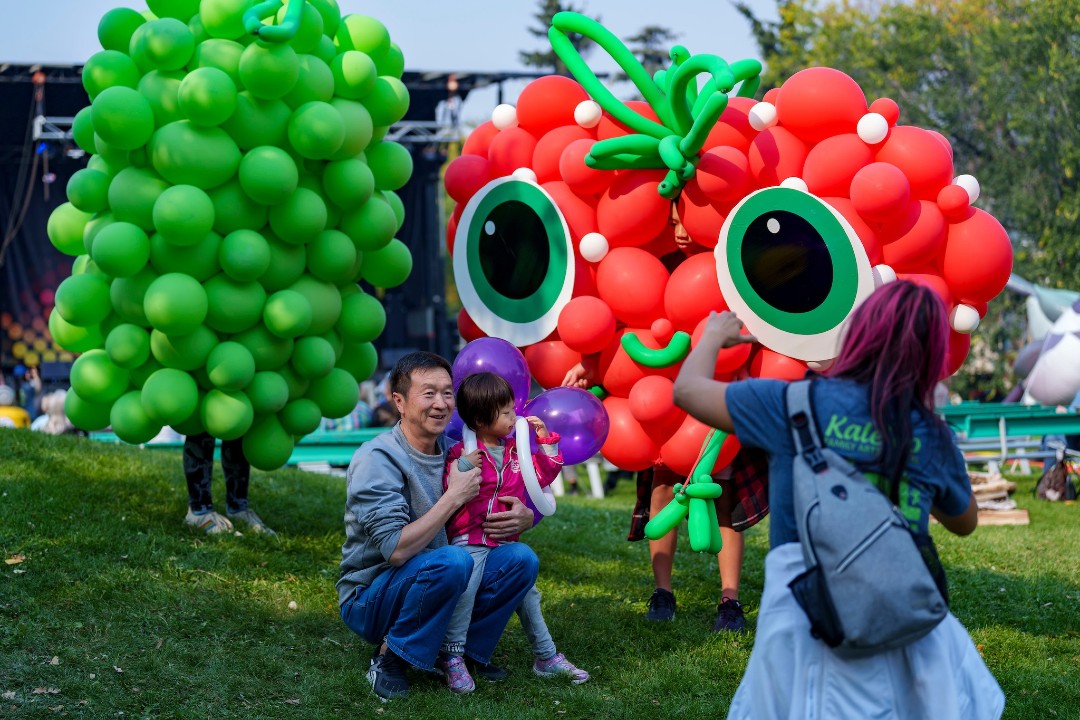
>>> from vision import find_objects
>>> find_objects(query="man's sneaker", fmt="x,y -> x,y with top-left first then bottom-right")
367,647 -> 409,701
437,654 -> 475,694
646,588 -> 676,621
466,657 -> 508,682
533,652 -> 589,684
184,509 -> 233,535
713,597 -> 747,633
228,508 -> 277,536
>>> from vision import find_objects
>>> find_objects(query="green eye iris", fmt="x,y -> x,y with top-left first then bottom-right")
454,178 -> 575,346
716,187 -> 874,361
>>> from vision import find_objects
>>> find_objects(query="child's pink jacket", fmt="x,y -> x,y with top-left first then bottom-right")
444,433 -> 563,546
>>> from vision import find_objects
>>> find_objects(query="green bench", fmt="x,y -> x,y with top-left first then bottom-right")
938,403 -> 1080,473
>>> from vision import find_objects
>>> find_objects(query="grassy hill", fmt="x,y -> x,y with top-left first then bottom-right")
1,430 -> 1077,719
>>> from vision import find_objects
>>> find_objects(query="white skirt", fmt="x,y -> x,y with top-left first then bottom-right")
727,543 -> 1005,720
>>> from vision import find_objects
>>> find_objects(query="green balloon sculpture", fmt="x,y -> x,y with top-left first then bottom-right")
51,0 -> 413,469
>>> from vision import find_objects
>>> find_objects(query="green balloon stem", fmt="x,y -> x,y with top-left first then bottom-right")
621,330 -> 691,368
244,0 -> 306,42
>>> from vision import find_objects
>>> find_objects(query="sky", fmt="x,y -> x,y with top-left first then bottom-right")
0,0 -> 779,125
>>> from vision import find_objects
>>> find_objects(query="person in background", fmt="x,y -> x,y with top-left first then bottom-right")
182,433 -> 276,536
0,383 -> 31,429
30,389 -> 74,435
321,380 -> 376,432
371,371 -> 401,427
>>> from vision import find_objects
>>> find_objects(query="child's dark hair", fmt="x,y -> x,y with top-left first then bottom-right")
457,372 -> 514,430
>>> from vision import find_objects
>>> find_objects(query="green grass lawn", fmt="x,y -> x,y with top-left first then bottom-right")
1,430 -> 1078,719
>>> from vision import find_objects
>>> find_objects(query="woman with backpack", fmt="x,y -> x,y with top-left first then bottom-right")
673,281 -> 1004,719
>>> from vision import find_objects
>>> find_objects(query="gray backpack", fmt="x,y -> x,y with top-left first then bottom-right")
785,380 -> 948,657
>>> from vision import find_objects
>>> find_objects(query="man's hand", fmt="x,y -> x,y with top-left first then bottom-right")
483,495 -> 534,539
445,462 -> 481,507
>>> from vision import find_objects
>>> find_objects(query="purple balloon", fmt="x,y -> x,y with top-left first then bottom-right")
523,387 -> 609,465
444,409 -> 464,443
452,337 -> 531,413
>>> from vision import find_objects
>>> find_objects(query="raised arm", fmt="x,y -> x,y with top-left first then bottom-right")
672,311 -> 755,433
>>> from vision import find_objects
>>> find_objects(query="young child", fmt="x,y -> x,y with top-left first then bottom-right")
438,372 -> 589,693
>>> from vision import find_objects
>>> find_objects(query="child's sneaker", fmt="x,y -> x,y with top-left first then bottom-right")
533,652 -> 589,684
228,508 -> 276,536
713,597 -> 747,633
437,654 -> 475,694
184,509 -> 233,534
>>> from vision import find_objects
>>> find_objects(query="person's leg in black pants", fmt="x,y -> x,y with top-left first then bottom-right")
182,432 -> 234,534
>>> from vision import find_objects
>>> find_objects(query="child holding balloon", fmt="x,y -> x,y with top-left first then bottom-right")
437,372 -> 590,693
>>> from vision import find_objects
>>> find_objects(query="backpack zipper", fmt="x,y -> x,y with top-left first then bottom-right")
835,518 -> 893,574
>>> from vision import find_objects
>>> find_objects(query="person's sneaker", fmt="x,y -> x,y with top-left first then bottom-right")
437,654 -> 475,694
367,647 -> 409,701
713,597 -> 747,633
646,588 -> 676,621
184,509 -> 233,535
533,652 -> 589,684
466,657 -> 509,682
227,508 -> 277,536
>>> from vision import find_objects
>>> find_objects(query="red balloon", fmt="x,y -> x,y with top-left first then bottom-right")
875,126 -> 953,201
936,184 -> 970,220
748,126 -> 809,187
596,101 -> 661,141
596,247 -> 668,327
940,208 -> 1012,304
869,97 -> 900,126
677,183 -> 729,249
446,203 -> 462,253
599,328 -> 678,397
702,96 -> 757,152
523,339 -> 583,389
945,330 -> 970,378
601,396 -> 660,471
560,138 -> 612,196
850,162 -> 911,223
665,252 -> 729,333
774,67 -> 867,145
597,170 -> 670,247
457,308 -> 487,343
444,154 -> 491,205
880,200 -> 946,271
558,295 -> 616,355
803,133 -> 874,198
751,347 -> 807,380
487,126 -> 538,178
462,121 -> 499,157
691,316 -> 753,378
516,75 -> 590,138
822,196 -> 882,266
541,180 -> 598,241
629,375 -> 680,426
531,125 -> 592,184
572,252 -> 598,297
897,270 -> 953,308
660,414 -> 742,477
694,146 -> 750,203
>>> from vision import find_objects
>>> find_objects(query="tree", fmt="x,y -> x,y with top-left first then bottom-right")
623,25 -> 681,79
519,0 -> 600,75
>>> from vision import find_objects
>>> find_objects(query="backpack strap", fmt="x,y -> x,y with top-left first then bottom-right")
786,380 -> 827,473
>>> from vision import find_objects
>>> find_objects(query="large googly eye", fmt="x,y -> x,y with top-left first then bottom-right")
454,177 -> 575,346
715,187 -> 875,362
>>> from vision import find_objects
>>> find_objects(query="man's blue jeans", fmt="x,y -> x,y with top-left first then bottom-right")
340,543 -> 539,671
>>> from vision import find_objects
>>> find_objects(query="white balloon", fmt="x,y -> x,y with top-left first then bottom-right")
950,304 -> 981,334
579,232 -> 609,263
511,167 -> 537,183
780,177 -> 809,192
953,174 -> 981,204
491,104 -> 518,130
748,102 -> 777,131
857,112 -> 890,144
574,100 -> 602,129
872,264 -> 897,287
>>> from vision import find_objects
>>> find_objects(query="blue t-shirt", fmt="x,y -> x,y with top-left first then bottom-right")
726,377 -> 971,548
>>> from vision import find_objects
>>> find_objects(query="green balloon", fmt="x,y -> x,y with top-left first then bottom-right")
110,266 -> 159,326
105,323 -> 152,369
201,0 -> 251,39
98,8 -> 147,53
312,34 -> 337,64
144,272 -> 209,334
92,86 -> 156,150
49,311 -> 104,353
279,397 -> 322,435
307,0 -> 341,39
87,151 -> 129,180
93,134 -> 132,170
127,356 -> 163,389
263,289 -> 312,338
71,349 -> 131,404
340,193 -> 395,251
246,370 -> 289,413
66,169 -> 110,214
90,221 -> 150,278
149,230 -> 221,281
203,274 -> 266,333
47,203 -> 94,256
65,389 -> 113,431
331,50 -> 376,100
288,275 -> 341,334
71,107 -> 98,154
268,187 -> 326,244
329,98 -> 373,159
178,66 -> 237,126
220,92 -> 290,150
190,38 -> 244,85
318,327 -> 343,361
291,336 -> 335,378
261,233 -> 306,290
82,50 -> 140,100
55,273 -> 111,327
153,184 -> 216,245
238,145 -> 298,204
242,414 -> 294,470
336,291 -> 385,343
383,190 -> 405,230
207,179 -> 269,234
239,41 -> 299,100
365,76 -> 410,127
308,367 -> 360,417
366,141 -> 412,191
141,367 -> 199,424
361,238 -> 412,289
147,0 -> 199,21
277,362 -> 310,400
138,70 -> 186,127
111,390 -> 163,444
201,388 -> 253,440
287,101 -> 345,159
279,2 -> 324,54
283,54 -> 335,108
219,229 -> 271,281
140,18 -> 195,71
150,121 -> 241,189
150,325 -> 218,370
336,340 -> 378,382
232,323 -> 293,371
336,14 -> 390,58
127,23 -> 153,73
108,166 -> 171,230
378,42 -> 405,79
187,12 -> 210,44
206,341 -> 256,391
307,229 -> 356,284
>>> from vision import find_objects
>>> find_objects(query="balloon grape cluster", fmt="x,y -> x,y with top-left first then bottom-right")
47,0 -> 414,469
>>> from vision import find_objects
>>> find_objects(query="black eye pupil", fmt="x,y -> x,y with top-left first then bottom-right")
741,210 -> 832,314
479,200 -> 551,300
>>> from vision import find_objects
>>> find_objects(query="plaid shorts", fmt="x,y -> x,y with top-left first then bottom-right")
627,447 -> 770,541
